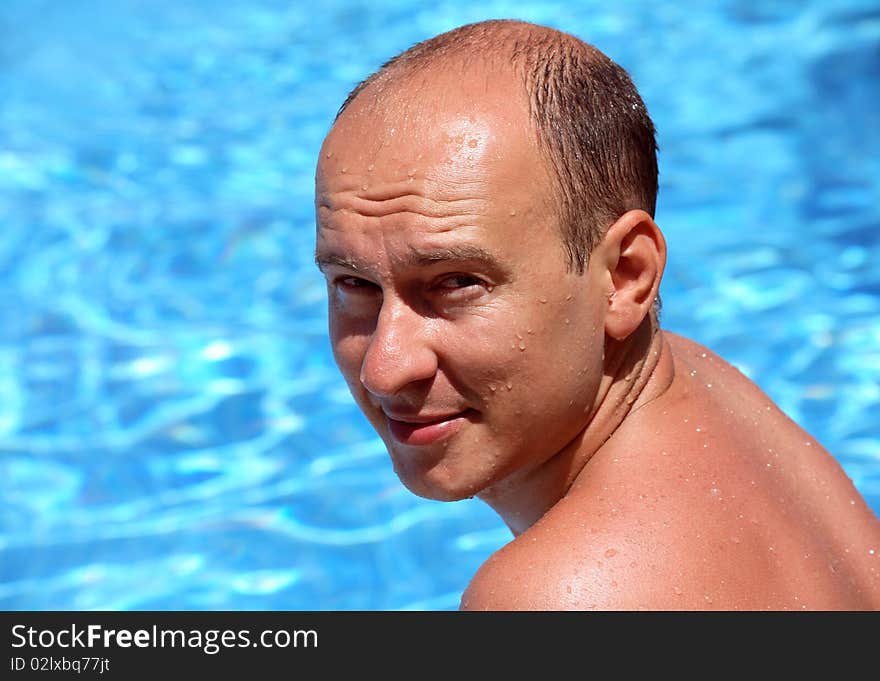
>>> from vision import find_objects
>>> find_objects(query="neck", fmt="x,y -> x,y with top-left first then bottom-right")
477,315 -> 673,535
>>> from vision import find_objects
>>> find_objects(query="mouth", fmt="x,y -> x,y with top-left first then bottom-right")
383,409 -> 472,446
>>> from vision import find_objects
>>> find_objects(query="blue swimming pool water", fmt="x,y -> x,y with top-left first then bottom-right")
1,0 -> 878,610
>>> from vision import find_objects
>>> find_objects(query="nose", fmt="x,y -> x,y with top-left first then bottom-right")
360,298 -> 438,397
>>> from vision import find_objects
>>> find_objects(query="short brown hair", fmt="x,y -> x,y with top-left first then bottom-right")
337,19 -> 658,274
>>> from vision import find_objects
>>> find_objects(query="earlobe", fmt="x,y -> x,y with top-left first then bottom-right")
602,210 -> 666,340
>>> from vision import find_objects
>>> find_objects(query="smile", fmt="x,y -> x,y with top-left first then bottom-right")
384,410 -> 470,446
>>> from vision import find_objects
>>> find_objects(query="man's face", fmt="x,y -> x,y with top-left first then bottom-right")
315,73 -> 610,501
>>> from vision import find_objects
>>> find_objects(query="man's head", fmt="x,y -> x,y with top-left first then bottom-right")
315,20 -> 665,503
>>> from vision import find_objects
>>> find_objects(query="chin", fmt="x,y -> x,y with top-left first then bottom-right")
391,456 -> 487,502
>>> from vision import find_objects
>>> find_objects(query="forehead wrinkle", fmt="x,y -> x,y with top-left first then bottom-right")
316,206 -> 484,241
318,186 -> 487,220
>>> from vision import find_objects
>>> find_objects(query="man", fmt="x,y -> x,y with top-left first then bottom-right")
314,19 -> 880,609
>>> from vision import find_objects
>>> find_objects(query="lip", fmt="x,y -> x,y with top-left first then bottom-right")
384,410 -> 469,446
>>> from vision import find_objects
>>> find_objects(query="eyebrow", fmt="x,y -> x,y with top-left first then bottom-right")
315,244 -> 499,272
314,252 -> 361,272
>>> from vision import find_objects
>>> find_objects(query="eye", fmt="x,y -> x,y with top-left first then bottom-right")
334,275 -> 380,293
436,274 -> 484,291
432,274 -> 493,304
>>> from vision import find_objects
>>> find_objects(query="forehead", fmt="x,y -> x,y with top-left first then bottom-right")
314,67 -> 562,271
317,66 -> 539,186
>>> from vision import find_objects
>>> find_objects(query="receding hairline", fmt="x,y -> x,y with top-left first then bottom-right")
336,20 -> 604,118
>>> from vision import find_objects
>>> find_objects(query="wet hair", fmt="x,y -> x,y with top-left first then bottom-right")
336,19 -> 659,274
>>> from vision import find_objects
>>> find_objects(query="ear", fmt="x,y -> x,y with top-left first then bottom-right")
596,210 -> 666,340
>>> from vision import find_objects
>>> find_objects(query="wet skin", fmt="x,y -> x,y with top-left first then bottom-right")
315,71 -> 619,515
316,69 -> 880,609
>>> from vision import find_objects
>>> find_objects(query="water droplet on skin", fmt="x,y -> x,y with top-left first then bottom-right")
506,382 -> 513,391
701,353 -> 707,358
564,318 -> 570,324
325,151 -> 333,158
689,370 -> 697,377
361,184 -> 368,190
604,548 -> 618,558
566,294 -> 573,301
489,385 -> 496,392
340,167 -> 348,173
707,383 -> 712,388
527,329 -> 533,334
673,586 -> 683,596
519,342 -> 526,351
539,298 -> 547,304
367,164 -> 374,171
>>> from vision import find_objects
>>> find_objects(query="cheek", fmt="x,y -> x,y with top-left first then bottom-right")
476,299 -> 604,404
438,316 -> 553,409
329,316 -> 369,384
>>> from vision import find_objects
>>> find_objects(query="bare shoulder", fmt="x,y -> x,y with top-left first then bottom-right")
459,493 -> 718,611
461,447 -> 880,610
